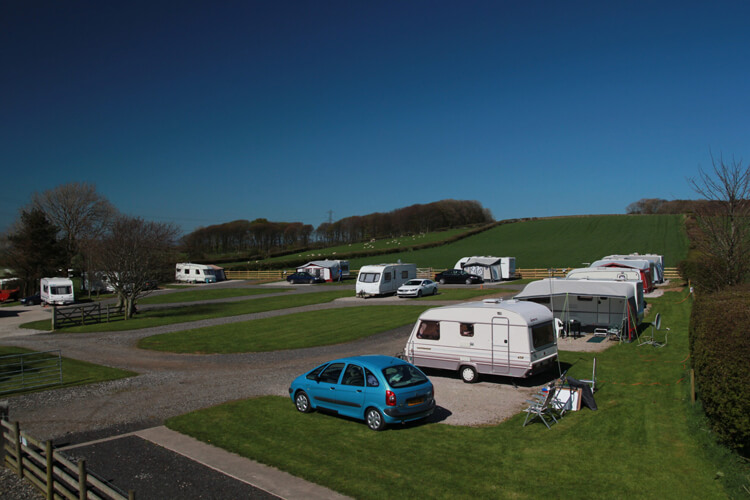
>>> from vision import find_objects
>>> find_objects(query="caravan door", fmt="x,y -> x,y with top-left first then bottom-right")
491,317 -> 510,374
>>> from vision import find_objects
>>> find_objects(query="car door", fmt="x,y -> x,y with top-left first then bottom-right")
307,362 -> 345,411
336,363 -> 366,418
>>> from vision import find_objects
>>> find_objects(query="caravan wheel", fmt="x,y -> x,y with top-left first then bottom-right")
460,365 -> 478,383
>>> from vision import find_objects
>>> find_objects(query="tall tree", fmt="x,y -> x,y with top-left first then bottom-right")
4,208 -> 66,295
93,216 -> 178,319
688,154 -> 750,290
31,182 -> 117,266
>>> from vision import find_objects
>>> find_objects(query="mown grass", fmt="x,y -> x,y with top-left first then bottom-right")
138,287 -> 288,305
138,305 -> 431,353
167,289 -> 742,498
20,290 -> 352,333
346,214 -> 689,269
0,346 -> 135,396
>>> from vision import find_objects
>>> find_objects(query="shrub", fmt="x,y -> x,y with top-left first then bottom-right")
689,285 -> 750,455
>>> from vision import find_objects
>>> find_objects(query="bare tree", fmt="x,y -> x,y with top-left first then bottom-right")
688,153 -> 750,290
93,216 -> 179,319
31,182 -> 118,266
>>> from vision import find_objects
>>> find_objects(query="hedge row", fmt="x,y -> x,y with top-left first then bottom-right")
222,220 -> 513,271
689,284 -> 750,455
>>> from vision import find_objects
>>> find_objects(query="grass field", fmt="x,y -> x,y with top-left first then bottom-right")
166,288 -> 745,499
0,346 -> 135,396
336,214 -> 689,270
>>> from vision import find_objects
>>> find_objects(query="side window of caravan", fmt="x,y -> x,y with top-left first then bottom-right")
460,323 -> 474,337
401,270 -> 409,279
184,269 -> 190,274
416,321 -> 440,340
384,272 -> 391,282
196,269 -> 202,275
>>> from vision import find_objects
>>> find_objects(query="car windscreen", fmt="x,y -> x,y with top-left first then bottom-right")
403,280 -> 421,286
381,364 -> 428,389
358,272 -> 380,283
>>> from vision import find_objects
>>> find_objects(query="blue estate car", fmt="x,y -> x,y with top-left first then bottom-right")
289,355 -> 435,431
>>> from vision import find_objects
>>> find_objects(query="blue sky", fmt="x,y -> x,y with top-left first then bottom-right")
3,1 -> 749,235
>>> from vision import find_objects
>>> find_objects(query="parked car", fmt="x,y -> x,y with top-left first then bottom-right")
286,272 -> 325,284
397,279 -> 438,298
20,293 -> 42,306
289,355 -> 435,431
434,269 -> 484,285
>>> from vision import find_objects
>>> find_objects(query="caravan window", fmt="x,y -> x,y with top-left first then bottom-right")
384,272 -> 391,282
359,273 -> 380,283
401,270 -> 409,279
184,269 -> 190,274
416,321 -> 440,340
196,269 -> 202,275
531,322 -> 556,349
51,285 -> 72,295
460,323 -> 474,337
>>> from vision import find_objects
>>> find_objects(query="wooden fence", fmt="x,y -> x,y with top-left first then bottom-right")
1,418 -> 134,500
0,350 -> 62,395
52,303 -> 125,330
226,267 -> 682,282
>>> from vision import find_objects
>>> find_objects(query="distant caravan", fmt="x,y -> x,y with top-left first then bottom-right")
356,263 -> 417,297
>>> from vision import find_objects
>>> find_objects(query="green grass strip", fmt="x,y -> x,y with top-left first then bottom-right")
166,289 -> 737,498
139,287 -> 288,305
21,290 -> 352,333
139,305 -> 431,353
0,346 -> 135,396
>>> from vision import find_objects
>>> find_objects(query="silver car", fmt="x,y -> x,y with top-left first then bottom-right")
397,279 -> 438,298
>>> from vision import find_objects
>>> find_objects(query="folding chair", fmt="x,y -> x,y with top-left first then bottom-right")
522,383 -> 559,429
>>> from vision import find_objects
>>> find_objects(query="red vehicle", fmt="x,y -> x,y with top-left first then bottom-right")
0,288 -> 20,303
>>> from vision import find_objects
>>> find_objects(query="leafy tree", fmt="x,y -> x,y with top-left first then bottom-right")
4,208 -> 66,295
687,154 -> 750,291
92,216 -> 178,319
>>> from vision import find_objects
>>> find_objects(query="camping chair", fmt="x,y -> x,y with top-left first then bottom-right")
638,313 -> 669,348
522,383 -> 559,429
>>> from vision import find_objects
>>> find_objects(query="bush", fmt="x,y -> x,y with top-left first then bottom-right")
689,285 -> 750,455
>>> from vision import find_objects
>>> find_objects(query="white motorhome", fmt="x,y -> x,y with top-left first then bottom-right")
403,299 -> 559,383
356,263 -> 416,297
454,256 -> 516,281
175,263 -> 220,283
40,277 -> 75,305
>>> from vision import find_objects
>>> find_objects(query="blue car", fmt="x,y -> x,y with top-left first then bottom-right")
289,355 -> 435,431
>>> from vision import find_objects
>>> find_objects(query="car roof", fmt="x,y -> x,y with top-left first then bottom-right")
324,355 -> 408,370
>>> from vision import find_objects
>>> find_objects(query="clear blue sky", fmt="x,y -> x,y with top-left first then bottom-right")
3,1 -> 749,235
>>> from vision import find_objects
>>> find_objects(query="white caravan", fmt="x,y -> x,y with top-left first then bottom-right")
175,263 -> 220,283
455,256 -> 516,281
40,277 -> 75,305
356,263 -> 417,297
566,267 -> 642,283
602,254 -> 665,283
403,299 -> 559,382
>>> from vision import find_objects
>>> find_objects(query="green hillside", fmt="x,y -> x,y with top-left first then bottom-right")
348,214 -> 689,269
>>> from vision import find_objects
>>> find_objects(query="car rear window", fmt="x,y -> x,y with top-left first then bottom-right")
382,364 -> 428,389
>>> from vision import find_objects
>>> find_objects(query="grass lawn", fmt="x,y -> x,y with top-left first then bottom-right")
0,346 -> 135,396
20,290 -> 352,333
167,289 -> 743,498
410,288 -> 513,301
348,214 -> 689,270
138,305 -> 431,353
138,287 -> 288,305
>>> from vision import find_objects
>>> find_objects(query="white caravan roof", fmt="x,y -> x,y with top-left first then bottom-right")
301,260 -> 340,269
590,259 -> 650,271
515,278 -> 636,300
567,267 -> 642,280
417,299 -> 553,327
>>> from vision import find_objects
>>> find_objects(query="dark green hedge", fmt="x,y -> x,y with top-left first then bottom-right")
689,285 -> 750,455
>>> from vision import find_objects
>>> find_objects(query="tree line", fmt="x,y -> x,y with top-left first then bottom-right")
181,199 -> 493,259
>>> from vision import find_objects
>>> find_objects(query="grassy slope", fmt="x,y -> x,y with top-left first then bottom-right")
343,214 -> 688,269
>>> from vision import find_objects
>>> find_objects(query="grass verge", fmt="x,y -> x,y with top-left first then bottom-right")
138,305 -> 431,353
138,287 -> 288,305
20,290 -> 352,333
0,346 -> 135,396
167,289 -> 744,498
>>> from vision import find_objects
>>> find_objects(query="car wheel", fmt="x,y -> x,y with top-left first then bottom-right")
432,287 -> 438,295
417,290 -> 422,297
295,391 -> 313,413
460,365 -> 479,384
365,407 -> 386,431
439,278 -> 446,285
465,278 -> 472,285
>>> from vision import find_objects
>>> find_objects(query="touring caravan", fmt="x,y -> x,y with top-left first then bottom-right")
175,263 -> 222,284
40,277 -> 75,305
589,259 -> 654,292
403,299 -> 558,383
566,267 -> 642,283
602,254 -> 665,283
356,263 -> 416,297
514,278 -> 642,340
297,260 -> 347,282
455,256 -> 516,281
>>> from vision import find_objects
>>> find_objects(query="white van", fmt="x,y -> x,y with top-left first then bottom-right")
175,263 -> 218,283
403,299 -> 559,383
356,263 -> 417,297
40,277 -> 75,305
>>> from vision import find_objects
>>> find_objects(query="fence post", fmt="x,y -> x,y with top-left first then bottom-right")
81,306 -> 85,325
51,305 -> 57,331
46,441 -> 53,500
14,421 -> 22,477
107,304 -> 110,323
78,459 -> 87,500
